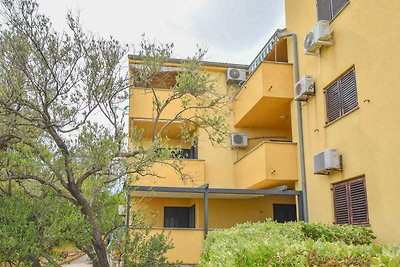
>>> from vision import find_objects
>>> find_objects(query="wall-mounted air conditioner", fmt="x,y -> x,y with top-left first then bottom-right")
231,133 -> 248,148
227,68 -> 246,84
304,20 -> 333,54
294,75 -> 315,101
314,148 -> 342,175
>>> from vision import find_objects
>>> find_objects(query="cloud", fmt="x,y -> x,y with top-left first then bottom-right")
36,0 -> 285,64
187,0 -> 285,50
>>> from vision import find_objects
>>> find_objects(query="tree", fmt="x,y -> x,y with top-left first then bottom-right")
0,0 -> 230,266
0,191 -> 90,267
0,0 -> 128,265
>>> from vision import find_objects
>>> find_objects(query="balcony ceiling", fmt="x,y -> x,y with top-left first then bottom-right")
235,97 -> 292,129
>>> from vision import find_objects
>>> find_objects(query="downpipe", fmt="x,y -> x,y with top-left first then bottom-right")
277,32 -> 309,222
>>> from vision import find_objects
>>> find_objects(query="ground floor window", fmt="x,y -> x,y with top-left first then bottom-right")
273,204 -> 297,223
164,205 -> 195,228
332,176 -> 369,225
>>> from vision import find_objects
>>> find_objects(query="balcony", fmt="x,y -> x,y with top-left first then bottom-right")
234,141 -> 298,189
233,62 -> 294,129
130,87 -> 197,121
129,88 -> 199,139
130,228 -> 204,264
132,159 -> 205,188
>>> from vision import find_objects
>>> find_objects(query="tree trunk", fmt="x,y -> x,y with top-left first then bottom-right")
67,182 -> 110,267
30,257 -> 41,267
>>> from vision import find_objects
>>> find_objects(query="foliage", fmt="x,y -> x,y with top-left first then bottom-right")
108,212 -> 175,267
199,220 -> 398,267
0,191 -> 90,266
0,0 -> 229,265
299,221 -> 375,245
132,36 -> 230,146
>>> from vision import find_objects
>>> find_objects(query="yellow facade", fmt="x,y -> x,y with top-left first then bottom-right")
130,196 -> 296,263
285,0 -> 400,244
128,51 -> 299,263
128,2 -> 400,262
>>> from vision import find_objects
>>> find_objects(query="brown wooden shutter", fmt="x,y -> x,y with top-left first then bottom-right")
317,0 -> 332,21
340,68 -> 358,115
326,67 -> 358,123
333,177 -> 369,225
326,82 -> 341,123
348,177 -> 369,225
333,182 -> 350,224
331,0 -> 349,18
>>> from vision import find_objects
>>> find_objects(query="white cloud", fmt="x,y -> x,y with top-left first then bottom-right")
36,0 -> 285,64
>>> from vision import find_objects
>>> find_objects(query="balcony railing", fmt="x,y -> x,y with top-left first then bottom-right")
129,87 -> 196,121
129,228 -> 209,264
234,141 -> 298,189
132,159 -> 205,188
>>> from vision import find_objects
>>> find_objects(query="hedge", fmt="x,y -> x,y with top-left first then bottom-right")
199,220 -> 400,266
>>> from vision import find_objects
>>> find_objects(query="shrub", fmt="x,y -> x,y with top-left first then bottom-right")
199,220 -> 398,267
299,222 -> 375,245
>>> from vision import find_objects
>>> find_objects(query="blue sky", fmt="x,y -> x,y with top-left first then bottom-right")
36,0 -> 285,64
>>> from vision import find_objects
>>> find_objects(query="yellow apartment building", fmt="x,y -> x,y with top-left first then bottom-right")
284,0 -> 400,245
127,0 -> 400,264
128,51 -> 301,264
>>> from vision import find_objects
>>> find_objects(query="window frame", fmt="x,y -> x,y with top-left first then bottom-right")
324,66 -> 359,125
317,0 -> 350,22
163,205 -> 196,229
332,176 -> 370,226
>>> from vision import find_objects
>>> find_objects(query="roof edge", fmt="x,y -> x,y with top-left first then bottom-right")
128,54 -> 248,70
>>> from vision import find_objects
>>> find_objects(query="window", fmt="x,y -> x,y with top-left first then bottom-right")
317,0 -> 349,21
176,145 -> 198,159
164,205 -> 195,228
273,204 -> 297,223
332,177 -> 369,225
157,143 -> 198,160
325,67 -> 358,123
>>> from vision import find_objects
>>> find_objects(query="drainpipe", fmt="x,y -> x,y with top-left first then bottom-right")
203,184 -> 209,239
277,32 -> 309,222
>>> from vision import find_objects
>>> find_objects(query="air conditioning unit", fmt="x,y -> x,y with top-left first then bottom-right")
294,75 -> 315,101
227,68 -> 246,84
314,148 -> 342,175
231,133 -> 248,148
304,20 -> 333,54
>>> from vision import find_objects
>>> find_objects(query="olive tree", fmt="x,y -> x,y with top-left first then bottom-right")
0,0 -> 230,266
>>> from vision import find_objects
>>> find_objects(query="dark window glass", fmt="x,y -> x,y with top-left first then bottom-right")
273,204 -> 297,223
317,0 -> 349,21
164,205 -> 195,228
157,144 -> 198,160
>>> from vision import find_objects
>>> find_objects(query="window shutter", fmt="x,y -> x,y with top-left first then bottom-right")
333,183 -> 350,224
317,0 -> 332,21
325,67 -> 358,123
331,0 -> 349,18
326,82 -> 341,123
340,68 -> 358,115
348,178 -> 369,225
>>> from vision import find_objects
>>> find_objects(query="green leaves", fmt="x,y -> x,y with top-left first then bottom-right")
108,212 -> 174,267
0,191 -> 90,266
199,220 -> 399,267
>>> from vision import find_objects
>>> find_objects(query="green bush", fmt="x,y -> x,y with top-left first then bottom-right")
199,220 -> 399,267
299,222 -> 375,245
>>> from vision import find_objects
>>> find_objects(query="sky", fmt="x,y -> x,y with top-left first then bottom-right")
35,0 -> 286,65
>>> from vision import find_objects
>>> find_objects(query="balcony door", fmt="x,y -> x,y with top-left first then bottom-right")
164,205 -> 195,228
273,204 -> 297,223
